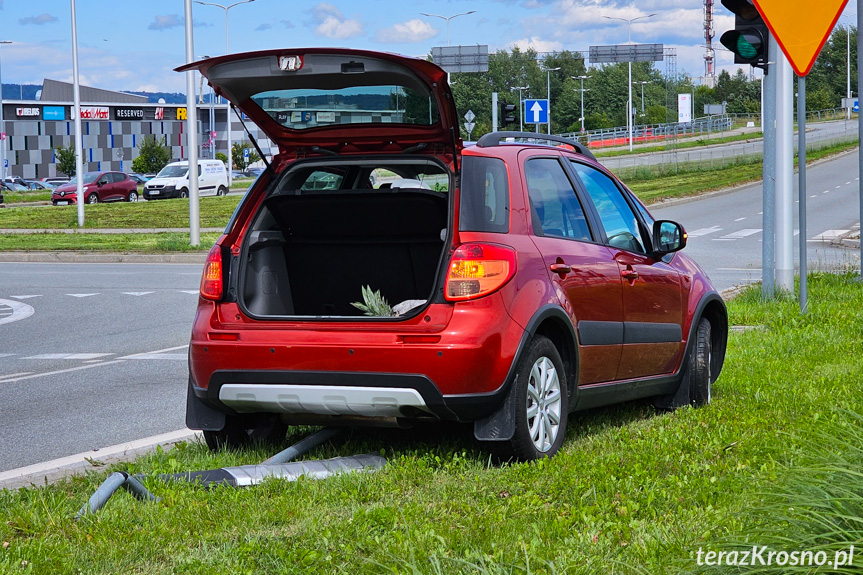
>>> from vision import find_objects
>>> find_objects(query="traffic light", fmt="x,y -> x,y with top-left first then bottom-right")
500,102 -> 517,127
720,0 -> 769,70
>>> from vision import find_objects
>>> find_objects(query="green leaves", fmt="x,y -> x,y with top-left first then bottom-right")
351,285 -> 394,316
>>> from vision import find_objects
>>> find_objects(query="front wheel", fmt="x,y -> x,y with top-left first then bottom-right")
203,413 -> 288,451
499,335 -> 568,461
87,193 -> 99,204
689,317 -> 713,407
128,191 -> 138,202
178,188 -> 188,199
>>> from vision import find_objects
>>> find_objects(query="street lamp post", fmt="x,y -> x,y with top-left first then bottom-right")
195,0 -> 255,185
0,41 -> 11,183
419,11 -> 476,46
602,13 -> 656,151
633,80 -> 648,118
512,86 -> 528,132
574,75 -> 591,133
543,66 -> 560,134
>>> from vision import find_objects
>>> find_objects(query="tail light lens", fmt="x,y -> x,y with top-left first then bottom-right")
200,245 -> 224,301
445,243 -> 517,301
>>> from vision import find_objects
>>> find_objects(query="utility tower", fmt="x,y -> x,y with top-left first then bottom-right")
703,0 -> 716,88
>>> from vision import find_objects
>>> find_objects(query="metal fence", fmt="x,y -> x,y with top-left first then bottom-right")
558,115 -> 735,150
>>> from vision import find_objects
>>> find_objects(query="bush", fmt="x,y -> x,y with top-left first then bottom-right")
215,152 -> 228,166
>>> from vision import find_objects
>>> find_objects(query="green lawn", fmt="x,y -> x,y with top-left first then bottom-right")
2,273 -> 862,574
0,232 -> 223,252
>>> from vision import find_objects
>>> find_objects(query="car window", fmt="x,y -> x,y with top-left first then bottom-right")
301,170 -> 345,190
112,173 -> 125,184
570,161 -> 645,254
524,158 -> 591,241
459,156 -> 509,233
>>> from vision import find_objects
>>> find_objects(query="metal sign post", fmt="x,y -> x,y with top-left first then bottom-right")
798,75 -> 808,313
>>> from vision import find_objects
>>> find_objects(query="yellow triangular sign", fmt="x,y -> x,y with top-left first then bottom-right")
753,0 -> 849,76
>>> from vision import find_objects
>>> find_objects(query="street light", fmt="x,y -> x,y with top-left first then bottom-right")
419,11 -> 476,46
543,66 -> 560,134
573,75 -> 591,133
633,80 -> 648,118
511,86 -> 529,132
602,13 -> 656,151
0,41 -> 11,183
195,0 -> 255,185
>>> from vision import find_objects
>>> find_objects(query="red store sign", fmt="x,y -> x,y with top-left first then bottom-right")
71,107 -> 110,120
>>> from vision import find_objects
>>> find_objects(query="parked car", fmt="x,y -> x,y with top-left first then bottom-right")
24,180 -> 56,190
143,159 -> 229,199
244,166 -> 265,178
51,171 -> 139,205
181,49 -> 728,461
40,176 -> 70,185
128,173 -> 149,185
2,182 -> 28,192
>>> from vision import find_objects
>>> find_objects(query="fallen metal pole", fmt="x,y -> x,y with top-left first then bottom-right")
75,471 -> 160,520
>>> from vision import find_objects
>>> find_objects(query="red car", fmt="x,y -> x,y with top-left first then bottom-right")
51,171 -> 139,205
181,49 -> 727,461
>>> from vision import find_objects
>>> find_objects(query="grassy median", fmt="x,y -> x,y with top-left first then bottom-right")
1,273 -> 862,574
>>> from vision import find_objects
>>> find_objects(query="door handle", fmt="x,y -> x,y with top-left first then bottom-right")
550,263 -> 572,276
621,269 -> 639,281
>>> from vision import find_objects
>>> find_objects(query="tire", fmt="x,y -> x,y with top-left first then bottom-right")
203,413 -> 288,451
499,335 -> 568,461
128,190 -> 138,202
87,193 -> 99,204
217,185 -> 228,197
689,317 -> 713,407
178,188 -> 188,199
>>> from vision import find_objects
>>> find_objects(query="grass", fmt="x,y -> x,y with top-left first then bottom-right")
595,130 -> 764,159
0,232 -> 223,252
2,272 -> 863,574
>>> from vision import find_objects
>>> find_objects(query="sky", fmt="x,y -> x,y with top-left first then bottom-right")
0,0 -> 856,95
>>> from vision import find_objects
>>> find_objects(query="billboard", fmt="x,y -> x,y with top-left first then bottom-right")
678,94 -> 692,123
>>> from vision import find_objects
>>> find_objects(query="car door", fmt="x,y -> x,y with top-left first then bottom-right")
521,152 -> 623,385
568,160 -> 684,381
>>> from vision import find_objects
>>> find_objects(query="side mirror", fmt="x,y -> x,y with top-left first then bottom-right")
652,220 -> 687,256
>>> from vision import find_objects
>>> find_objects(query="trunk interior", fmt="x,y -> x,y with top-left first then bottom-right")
239,160 -> 450,319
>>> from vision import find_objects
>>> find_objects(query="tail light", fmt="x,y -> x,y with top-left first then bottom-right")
445,243 -> 517,301
200,245 -> 224,301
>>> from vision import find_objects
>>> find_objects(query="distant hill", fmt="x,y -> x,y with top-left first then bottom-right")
0,84 -> 189,104
122,91 -> 187,104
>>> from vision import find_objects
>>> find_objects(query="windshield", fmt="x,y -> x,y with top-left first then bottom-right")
69,173 -> 100,185
253,85 -> 440,130
157,165 -> 190,178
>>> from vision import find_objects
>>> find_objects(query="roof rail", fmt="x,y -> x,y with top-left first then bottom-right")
475,131 -> 597,162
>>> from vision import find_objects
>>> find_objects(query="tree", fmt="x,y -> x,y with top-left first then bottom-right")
231,142 -> 260,171
132,135 -> 171,174
215,152 -> 228,167
54,143 -> 76,177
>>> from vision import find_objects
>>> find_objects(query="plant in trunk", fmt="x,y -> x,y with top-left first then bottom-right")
351,285 -> 393,316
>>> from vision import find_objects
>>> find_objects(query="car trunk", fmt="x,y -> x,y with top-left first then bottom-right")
238,164 -> 450,319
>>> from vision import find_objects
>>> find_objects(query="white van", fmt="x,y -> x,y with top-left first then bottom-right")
143,159 -> 229,200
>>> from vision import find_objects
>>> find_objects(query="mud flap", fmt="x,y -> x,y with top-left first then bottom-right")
653,357 -> 692,410
185,378 -> 226,431
473,381 -> 516,441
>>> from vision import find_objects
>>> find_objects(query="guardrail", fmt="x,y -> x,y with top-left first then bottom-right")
558,116 -> 735,149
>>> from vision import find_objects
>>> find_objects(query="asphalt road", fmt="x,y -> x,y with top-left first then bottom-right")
0,263 -> 201,471
0,149 -> 861,474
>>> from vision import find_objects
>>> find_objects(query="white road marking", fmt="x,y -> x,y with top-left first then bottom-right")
122,292 -> 154,297
0,372 -> 32,381
811,229 -> 850,241
687,226 -> 722,237
718,228 -> 762,240
180,290 -> 199,294
734,217 -> 746,222
119,353 -> 187,360
810,194 -> 817,198
845,182 -> 851,185
0,360 -> 125,384
823,190 -> 831,194
0,428 -> 200,489
0,353 -> 15,358
10,295 -> 43,300
0,299 -> 35,326
23,353 -> 114,360
835,185 -> 842,189
66,293 -> 99,298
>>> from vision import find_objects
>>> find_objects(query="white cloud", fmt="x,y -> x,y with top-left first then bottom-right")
19,13 -> 58,26
509,37 -> 565,53
310,3 -> 363,39
374,19 -> 438,44
149,15 -> 182,31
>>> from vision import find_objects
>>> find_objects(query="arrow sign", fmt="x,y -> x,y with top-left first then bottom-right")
523,99 -> 549,124
753,0 -> 849,76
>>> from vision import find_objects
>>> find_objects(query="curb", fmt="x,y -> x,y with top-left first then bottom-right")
0,251 -> 207,264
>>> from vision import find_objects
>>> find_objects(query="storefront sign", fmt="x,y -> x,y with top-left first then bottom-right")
176,107 -> 187,120
16,107 -> 41,118
43,106 -> 65,121
115,107 -> 144,120
72,107 -> 110,120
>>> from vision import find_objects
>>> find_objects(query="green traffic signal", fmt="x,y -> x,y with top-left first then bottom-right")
736,35 -> 759,59
720,0 -> 769,69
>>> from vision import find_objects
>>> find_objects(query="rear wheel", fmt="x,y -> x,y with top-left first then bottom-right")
87,193 -> 99,204
500,335 -> 568,461
128,190 -> 138,202
217,185 -> 228,196
178,188 -> 188,199
203,413 -> 288,451
689,317 -> 712,407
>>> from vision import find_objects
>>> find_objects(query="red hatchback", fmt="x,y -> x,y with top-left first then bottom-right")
181,49 -> 727,460
51,171 -> 139,205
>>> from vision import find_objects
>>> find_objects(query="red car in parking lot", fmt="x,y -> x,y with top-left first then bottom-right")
51,171 -> 139,205
182,49 -> 727,461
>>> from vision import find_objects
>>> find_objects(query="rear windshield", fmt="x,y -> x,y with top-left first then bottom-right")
253,86 -> 441,130
459,156 -> 510,233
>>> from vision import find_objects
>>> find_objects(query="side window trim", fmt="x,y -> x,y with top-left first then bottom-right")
520,152 -> 598,244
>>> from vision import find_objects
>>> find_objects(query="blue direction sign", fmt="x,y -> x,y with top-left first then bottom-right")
854,99 -> 859,113
524,99 -> 549,124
